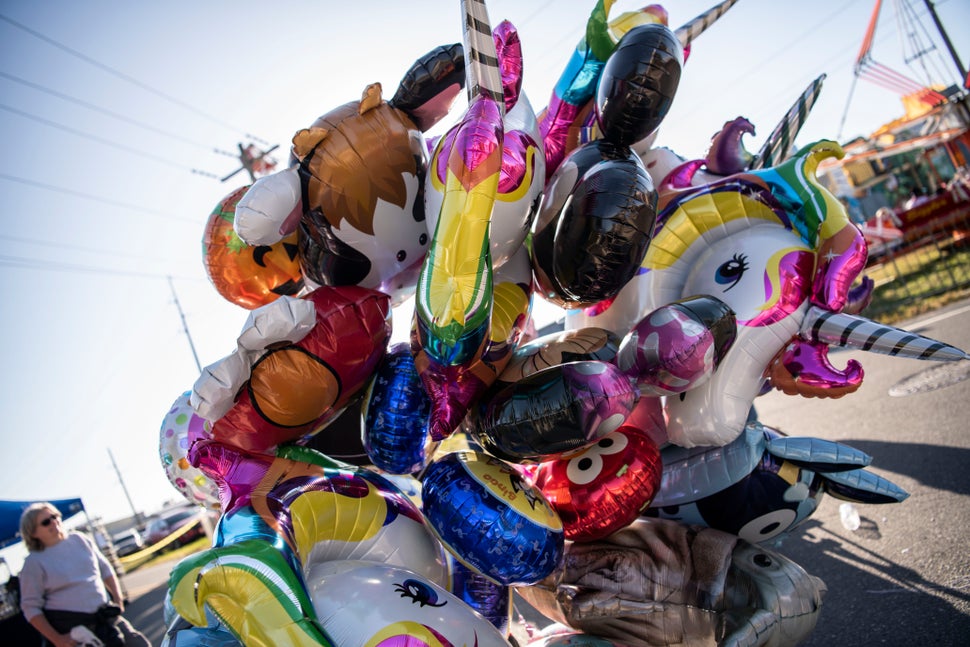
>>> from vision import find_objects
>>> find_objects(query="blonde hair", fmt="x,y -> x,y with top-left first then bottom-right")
19,502 -> 58,553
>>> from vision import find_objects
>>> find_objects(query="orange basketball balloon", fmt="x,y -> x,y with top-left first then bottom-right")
203,185 -> 304,309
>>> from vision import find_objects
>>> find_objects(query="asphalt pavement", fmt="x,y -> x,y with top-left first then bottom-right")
751,298 -> 970,646
123,298 -> 970,646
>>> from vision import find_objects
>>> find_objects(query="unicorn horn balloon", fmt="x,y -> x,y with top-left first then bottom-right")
568,140 -> 970,448
412,0 -> 507,441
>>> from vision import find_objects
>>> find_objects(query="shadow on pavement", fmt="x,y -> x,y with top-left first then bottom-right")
838,440 -> 970,496
778,520 -> 970,646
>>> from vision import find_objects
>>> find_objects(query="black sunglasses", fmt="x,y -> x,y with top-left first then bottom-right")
39,514 -> 61,528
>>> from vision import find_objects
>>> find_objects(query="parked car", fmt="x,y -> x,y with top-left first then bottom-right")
144,508 -> 207,548
111,528 -> 144,557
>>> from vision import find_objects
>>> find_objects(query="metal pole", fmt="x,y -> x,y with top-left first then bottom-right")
167,276 -> 203,373
923,0 -> 968,83
107,448 -> 142,527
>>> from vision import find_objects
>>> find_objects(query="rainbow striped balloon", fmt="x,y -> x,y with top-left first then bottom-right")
413,0 -> 505,440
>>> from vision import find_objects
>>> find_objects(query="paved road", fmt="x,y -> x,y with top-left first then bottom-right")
123,559 -> 174,645
752,299 -> 970,646
124,299 -> 970,646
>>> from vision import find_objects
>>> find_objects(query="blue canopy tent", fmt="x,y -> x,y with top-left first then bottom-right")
0,498 -> 86,549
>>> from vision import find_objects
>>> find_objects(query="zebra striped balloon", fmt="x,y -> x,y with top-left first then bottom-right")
800,306 -> 970,362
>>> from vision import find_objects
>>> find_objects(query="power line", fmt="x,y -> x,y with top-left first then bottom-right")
0,102 -> 222,177
0,70 -> 220,152
0,11 -> 271,145
0,233 -> 169,263
0,172 -> 200,223
0,252 -> 202,282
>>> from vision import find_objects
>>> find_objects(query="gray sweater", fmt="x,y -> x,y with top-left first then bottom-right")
19,532 -> 113,621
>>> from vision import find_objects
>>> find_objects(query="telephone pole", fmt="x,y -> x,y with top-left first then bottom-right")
923,0 -> 967,84
108,447 -> 142,525
168,275 -> 203,373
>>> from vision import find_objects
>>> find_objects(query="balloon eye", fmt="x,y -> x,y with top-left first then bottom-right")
419,233 -> 428,245
715,253 -> 748,292
253,245 -> 273,268
598,438 -> 614,449
578,457 -> 594,471
753,553 -> 773,568
396,250 -> 407,262
392,579 -> 446,607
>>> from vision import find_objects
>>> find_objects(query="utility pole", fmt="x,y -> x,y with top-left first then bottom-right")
923,0 -> 968,84
108,448 -> 142,526
168,275 -> 203,373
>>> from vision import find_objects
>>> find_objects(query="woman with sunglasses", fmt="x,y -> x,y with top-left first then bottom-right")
18,502 -> 150,647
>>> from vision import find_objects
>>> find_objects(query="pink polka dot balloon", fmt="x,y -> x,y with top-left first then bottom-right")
159,391 -> 221,509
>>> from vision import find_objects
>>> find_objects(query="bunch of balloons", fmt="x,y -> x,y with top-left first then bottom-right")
161,0 -> 970,645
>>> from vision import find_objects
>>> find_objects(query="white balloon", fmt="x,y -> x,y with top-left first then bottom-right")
306,560 -> 512,646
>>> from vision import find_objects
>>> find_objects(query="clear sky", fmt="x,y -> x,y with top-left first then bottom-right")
0,0 -> 966,533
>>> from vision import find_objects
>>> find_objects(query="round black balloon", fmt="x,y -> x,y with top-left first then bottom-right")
531,140 -> 658,307
596,23 -> 683,147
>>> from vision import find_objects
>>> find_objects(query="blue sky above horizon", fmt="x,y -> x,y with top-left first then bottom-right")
0,0 -> 966,539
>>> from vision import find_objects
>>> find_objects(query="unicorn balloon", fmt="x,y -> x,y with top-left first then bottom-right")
568,140 -> 969,447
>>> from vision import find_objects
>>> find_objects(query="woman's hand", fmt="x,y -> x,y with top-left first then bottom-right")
51,633 -> 77,647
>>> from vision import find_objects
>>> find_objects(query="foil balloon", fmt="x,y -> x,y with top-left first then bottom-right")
413,242 -> 532,443
168,540 -> 333,647
362,342 -> 435,475
704,116 -> 756,176
202,185 -> 304,310
421,450 -> 563,586
198,443 -> 450,586
594,23 -> 682,148
161,616 -> 242,647
646,421 -> 909,544
473,360 -> 639,464
213,505 -> 298,575
518,518 -> 826,647
199,286 -> 391,453
613,295 -> 736,396
426,20 -> 545,270
449,557 -> 512,636
494,326 -> 620,391
235,44 -> 465,306
531,21 -> 685,309
159,391 -> 220,509
533,424 -> 662,542
528,633 -> 625,647
192,294 -> 318,422
189,439 -> 275,514
567,141 -> 876,447
293,82 -> 431,305
232,165 -> 303,246
530,137 -> 657,309
299,398 -> 372,467
305,560 -> 512,647
413,0 -> 506,441
538,0 -> 669,180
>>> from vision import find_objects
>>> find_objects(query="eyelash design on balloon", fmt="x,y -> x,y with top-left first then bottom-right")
715,253 -> 749,292
393,579 -> 447,607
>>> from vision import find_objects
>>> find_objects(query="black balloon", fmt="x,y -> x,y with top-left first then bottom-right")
473,360 -> 639,464
531,140 -> 658,308
596,23 -> 683,147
